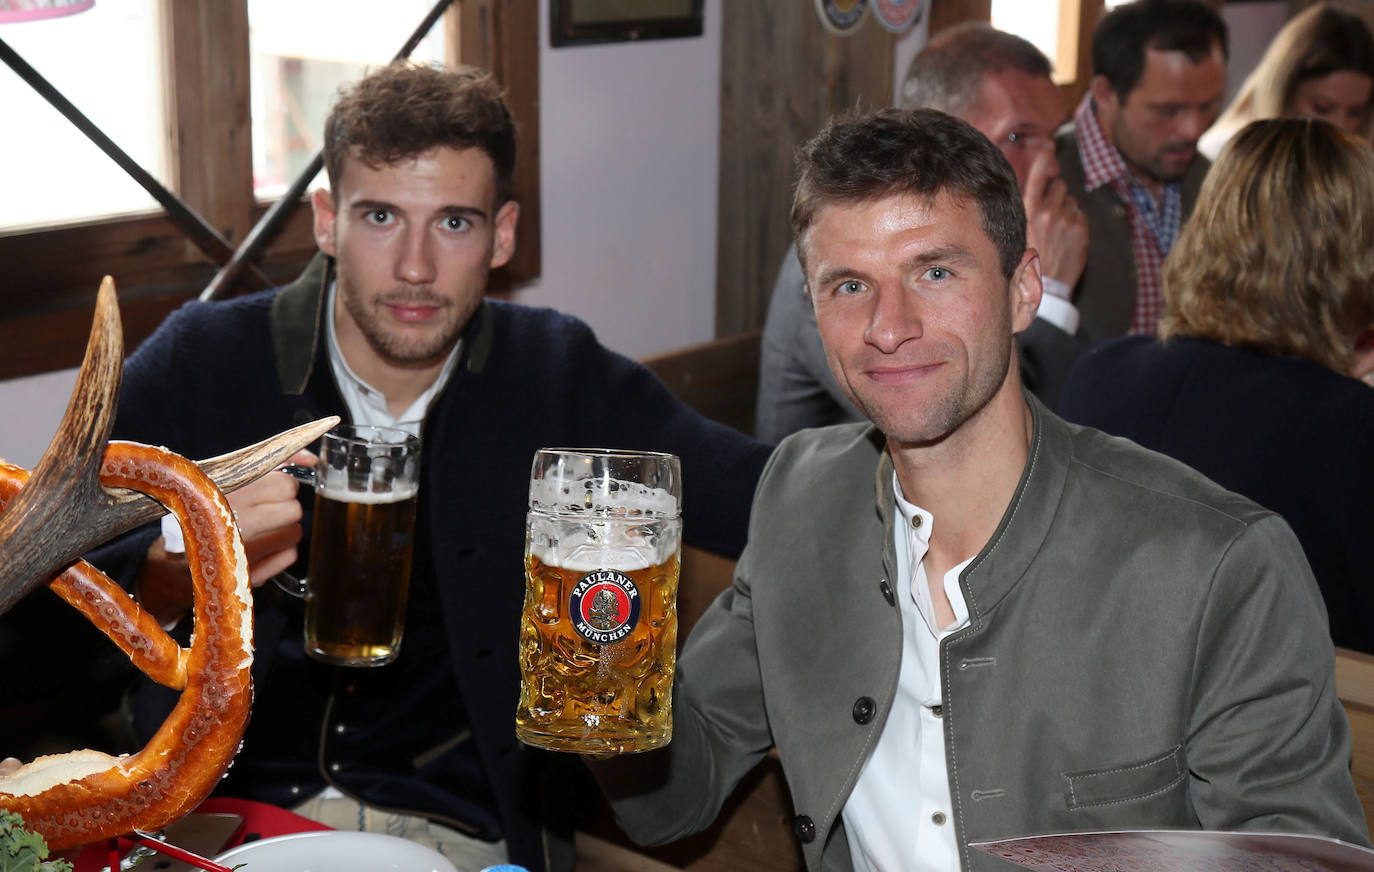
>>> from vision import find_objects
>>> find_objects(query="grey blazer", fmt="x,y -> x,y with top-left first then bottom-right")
600,397 -> 1368,870
1055,125 -> 1209,344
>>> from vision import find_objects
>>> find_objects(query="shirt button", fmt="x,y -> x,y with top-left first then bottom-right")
878,578 -> 895,606
932,811 -> 947,826
329,762 -> 341,773
794,815 -> 816,843
334,723 -> 347,735
931,704 -> 943,718
852,697 -> 876,725
289,785 -> 302,796
911,515 -> 923,529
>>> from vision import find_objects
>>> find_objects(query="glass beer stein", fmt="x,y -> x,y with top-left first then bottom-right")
303,424 -> 421,667
517,448 -> 682,754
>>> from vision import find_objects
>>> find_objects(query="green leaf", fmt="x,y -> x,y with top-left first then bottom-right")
0,810 -> 74,872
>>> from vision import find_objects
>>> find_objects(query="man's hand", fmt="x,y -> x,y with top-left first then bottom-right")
1023,146 -> 1089,290
0,757 -> 20,776
135,450 -> 317,624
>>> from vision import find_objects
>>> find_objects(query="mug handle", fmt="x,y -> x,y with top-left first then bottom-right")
269,462 -> 316,599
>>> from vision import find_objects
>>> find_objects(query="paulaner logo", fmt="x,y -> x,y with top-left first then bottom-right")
569,569 -> 641,644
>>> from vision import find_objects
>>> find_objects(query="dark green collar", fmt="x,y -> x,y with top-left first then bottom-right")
268,252 -> 496,395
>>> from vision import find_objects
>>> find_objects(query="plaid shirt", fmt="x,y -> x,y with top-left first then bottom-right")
1072,93 -> 1183,335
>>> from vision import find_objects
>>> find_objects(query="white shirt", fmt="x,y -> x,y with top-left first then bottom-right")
843,473 -> 972,872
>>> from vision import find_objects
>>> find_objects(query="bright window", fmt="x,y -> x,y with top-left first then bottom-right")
247,0 -> 450,199
990,0 -> 1081,86
0,1 -> 164,230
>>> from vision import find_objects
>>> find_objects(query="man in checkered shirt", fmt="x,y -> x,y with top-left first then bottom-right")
1055,0 -> 1227,345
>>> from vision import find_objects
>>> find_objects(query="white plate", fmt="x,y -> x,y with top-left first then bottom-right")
214,831 -> 460,872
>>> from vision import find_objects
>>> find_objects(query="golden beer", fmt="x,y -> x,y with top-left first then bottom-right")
517,541 -> 680,753
301,423 -> 420,667
305,488 -> 418,665
517,449 -> 682,754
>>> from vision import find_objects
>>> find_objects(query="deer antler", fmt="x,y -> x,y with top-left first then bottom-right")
0,276 -> 337,614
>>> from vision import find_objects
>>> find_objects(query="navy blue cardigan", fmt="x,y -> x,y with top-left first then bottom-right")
1059,335 -> 1374,653
93,256 -> 771,871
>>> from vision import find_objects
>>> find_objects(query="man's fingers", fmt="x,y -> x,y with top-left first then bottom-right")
0,757 -> 22,776
248,546 -> 301,588
1022,145 -> 1057,212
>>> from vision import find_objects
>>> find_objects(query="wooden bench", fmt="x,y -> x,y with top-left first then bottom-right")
641,331 -> 761,438
1336,646 -> 1374,832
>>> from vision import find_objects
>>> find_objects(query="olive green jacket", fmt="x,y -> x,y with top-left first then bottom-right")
600,396 -> 1367,870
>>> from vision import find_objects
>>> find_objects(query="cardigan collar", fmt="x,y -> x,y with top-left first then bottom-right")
872,393 -> 1071,624
268,252 -> 498,396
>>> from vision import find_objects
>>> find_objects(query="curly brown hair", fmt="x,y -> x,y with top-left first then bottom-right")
1160,117 -> 1374,372
323,61 -> 516,203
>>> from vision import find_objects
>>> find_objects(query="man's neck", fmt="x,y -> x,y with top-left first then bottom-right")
889,382 -> 1033,583
348,354 -> 447,420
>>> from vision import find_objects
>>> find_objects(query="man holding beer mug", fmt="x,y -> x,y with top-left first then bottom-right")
85,62 -> 770,872
592,109 -> 1367,869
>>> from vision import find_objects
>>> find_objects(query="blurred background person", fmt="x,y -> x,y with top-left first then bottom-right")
1059,118 -> 1374,653
1200,3 -> 1374,158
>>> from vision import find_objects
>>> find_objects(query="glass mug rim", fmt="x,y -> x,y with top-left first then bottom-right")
325,424 -> 421,450
536,447 -> 675,460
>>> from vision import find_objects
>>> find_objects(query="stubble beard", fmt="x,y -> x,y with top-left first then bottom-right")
848,320 -> 1014,449
339,275 -> 474,367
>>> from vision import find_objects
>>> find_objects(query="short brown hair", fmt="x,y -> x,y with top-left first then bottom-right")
1160,118 -> 1374,372
323,62 -> 516,203
791,108 -> 1025,278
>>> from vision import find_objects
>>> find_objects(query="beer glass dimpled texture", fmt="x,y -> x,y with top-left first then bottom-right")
517,449 -> 682,754
305,425 -> 421,667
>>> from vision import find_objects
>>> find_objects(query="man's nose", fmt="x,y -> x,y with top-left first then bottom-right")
397,226 -> 436,284
863,285 -> 922,353
1178,108 -> 1212,143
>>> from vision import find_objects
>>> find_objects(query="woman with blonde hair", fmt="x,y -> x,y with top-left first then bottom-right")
1199,3 -> 1374,158
1060,118 -> 1374,652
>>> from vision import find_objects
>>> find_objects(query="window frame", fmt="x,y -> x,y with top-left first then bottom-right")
0,0 -> 539,380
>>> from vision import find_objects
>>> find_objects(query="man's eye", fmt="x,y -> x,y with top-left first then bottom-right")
443,215 -> 471,231
365,210 -> 392,225
836,280 -> 865,295
924,266 -> 950,281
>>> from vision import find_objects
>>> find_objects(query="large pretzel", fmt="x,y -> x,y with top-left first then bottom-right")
0,277 -> 335,849
0,445 -> 252,849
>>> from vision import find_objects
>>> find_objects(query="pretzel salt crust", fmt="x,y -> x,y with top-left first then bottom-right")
0,442 -> 252,849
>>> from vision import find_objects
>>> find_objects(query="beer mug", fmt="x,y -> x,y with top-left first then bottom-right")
286,425 -> 421,667
517,448 -> 682,754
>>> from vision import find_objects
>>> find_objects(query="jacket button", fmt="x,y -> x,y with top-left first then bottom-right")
931,704 -> 943,718
878,578 -> 895,606
794,814 -> 816,843
852,696 -> 876,725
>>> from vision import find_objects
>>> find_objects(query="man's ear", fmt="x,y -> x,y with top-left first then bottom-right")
1090,74 -> 1119,124
490,200 -> 520,269
1351,326 -> 1374,384
312,188 -> 339,258
1009,250 -> 1043,334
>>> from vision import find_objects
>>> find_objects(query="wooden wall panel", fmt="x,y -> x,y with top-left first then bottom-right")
714,3 -> 897,337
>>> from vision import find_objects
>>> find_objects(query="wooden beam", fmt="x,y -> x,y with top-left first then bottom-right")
456,0 -> 541,288
715,1 -> 896,337
929,0 -> 991,35
161,0 -> 255,252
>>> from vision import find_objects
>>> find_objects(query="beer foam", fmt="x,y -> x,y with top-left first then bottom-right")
528,517 -> 680,573
528,477 -> 678,518
318,482 -> 418,503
